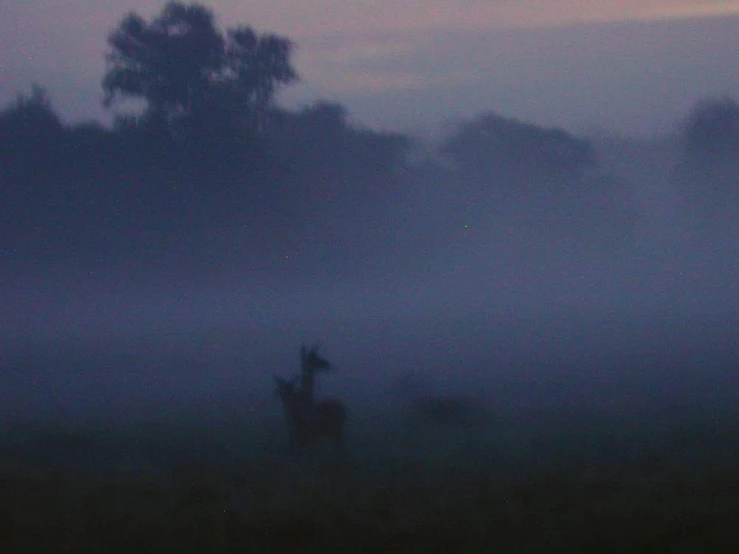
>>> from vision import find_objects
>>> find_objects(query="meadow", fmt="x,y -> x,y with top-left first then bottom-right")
1,398 -> 737,553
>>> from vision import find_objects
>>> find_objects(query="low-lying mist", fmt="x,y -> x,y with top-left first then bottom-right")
3,143 -> 737,429
2,7 -> 738,548
2,94 -> 739,434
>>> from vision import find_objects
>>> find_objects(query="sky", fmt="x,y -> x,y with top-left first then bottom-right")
2,0 -> 739,136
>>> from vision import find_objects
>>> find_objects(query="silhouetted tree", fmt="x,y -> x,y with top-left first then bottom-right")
441,113 -> 595,189
102,1 -> 297,139
265,102 -> 412,254
271,102 -> 411,180
223,27 -> 298,132
0,86 -> 76,255
0,84 -> 66,186
0,85 -> 63,158
675,98 -> 739,222
0,85 -> 61,131
683,98 -> 739,161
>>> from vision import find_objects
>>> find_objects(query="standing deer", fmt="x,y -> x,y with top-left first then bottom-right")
298,343 -> 332,403
274,376 -> 347,453
274,344 -> 347,453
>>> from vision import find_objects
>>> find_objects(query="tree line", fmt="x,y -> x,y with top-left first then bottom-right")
1,1 -> 737,260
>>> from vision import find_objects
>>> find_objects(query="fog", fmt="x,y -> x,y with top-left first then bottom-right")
3,127 -> 738,432
4,8 -> 739,552
1,4 -> 738,447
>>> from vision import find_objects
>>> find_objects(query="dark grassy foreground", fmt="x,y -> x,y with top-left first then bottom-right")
1,405 -> 738,553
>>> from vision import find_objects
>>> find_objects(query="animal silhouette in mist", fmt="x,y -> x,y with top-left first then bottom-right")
392,370 -> 490,427
274,344 -> 347,453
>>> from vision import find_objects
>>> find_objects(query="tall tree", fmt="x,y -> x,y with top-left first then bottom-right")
102,2 -> 297,137
224,27 -> 298,132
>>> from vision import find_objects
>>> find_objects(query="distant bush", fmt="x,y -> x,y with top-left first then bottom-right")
441,113 -> 596,188
674,97 -> 739,222
683,98 -> 739,161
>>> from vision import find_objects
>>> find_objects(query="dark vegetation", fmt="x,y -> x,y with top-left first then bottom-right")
2,1 -> 736,267
2,2 -> 739,552
674,97 -> 739,224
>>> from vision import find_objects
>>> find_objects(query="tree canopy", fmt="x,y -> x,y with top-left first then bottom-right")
271,102 -> 411,177
676,98 -> 739,216
441,113 -> 595,187
102,1 -> 297,137
0,85 -> 64,177
0,85 -> 62,139
683,98 -> 739,161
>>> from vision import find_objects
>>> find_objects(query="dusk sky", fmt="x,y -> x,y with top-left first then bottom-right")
2,0 -> 739,136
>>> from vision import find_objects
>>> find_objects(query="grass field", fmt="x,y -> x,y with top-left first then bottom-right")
1,402 -> 737,553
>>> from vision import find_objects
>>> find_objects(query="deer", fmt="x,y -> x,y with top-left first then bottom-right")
298,343 -> 332,404
274,344 -> 347,453
274,376 -> 347,453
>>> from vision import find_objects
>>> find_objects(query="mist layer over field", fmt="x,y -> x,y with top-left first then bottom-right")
2,5 -> 738,548
3,130 -> 739,425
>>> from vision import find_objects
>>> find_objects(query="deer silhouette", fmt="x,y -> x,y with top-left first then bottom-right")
274,376 -> 346,452
274,344 -> 347,453
298,343 -> 332,403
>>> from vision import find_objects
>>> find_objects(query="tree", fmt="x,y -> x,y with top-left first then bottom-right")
441,113 -> 595,187
271,101 -> 411,178
102,2 -> 297,137
224,27 -> 298,132
0,85 -> 64,176
675,98 -> 739,220
0,85 -> 62,140
682,98 -> 739,162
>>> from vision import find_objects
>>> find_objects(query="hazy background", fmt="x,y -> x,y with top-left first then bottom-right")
1,1 -> 737,429
3,1 -> 739,135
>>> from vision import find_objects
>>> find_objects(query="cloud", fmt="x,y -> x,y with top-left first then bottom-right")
218,0 -> 739,37
280,13 -> 739,135
3,1 -> 739,133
